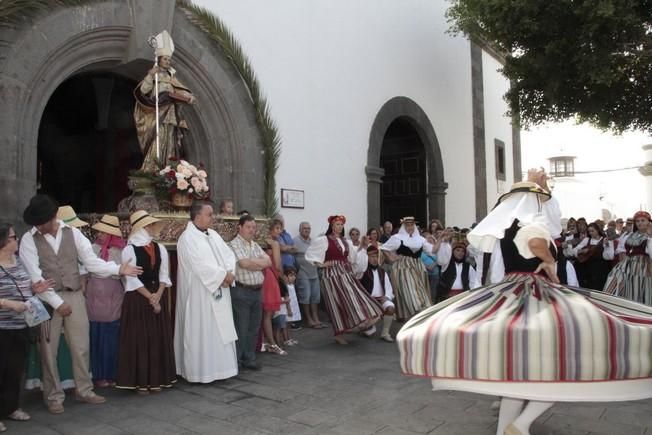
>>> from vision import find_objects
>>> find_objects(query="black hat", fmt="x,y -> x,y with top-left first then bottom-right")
23,194 -> 59,226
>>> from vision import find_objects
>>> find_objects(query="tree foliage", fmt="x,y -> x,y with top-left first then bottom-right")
447,0 -> 652,133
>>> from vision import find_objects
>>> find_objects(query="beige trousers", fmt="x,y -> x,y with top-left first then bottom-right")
39,290 -> 93,404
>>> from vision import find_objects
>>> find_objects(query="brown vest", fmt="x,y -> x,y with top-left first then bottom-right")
33,226 -> 81,291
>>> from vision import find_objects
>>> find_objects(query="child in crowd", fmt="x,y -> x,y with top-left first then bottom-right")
277,267 -> 300,347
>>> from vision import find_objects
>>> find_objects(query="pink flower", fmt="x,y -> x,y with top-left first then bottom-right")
176,164 -> 185,173
190,177 -> 202,190
197,170 -> 207,178
176,179 -> 189,190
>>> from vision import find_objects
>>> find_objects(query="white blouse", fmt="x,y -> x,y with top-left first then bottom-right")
305,235 -> 363,266
121,243 -> 172,292
572,237 -> 615,260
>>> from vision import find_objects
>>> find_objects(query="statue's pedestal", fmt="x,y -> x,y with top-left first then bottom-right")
118,175 -> 161,213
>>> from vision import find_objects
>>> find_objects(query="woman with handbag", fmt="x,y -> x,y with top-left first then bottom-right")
0,223 -> 53,432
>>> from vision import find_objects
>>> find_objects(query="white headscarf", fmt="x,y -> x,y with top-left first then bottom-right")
467,193 -> 562,253
382,223 -> 428,252
128,228 -> 153,247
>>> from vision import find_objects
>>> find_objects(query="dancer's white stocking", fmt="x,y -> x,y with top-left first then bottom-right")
496,397 -> 524,435
510,400 -> 553,435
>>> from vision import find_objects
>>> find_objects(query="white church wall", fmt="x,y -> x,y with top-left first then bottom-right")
481,51 -> 514,212
192,0 -> 481,234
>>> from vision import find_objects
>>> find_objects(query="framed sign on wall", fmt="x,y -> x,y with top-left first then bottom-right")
281,189 -> 304,209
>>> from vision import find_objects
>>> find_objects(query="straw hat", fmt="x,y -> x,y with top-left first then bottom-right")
496,181 -> 551,205
92,215 -> 123,238
129,210 -> 160,235
56,206 -> 88,228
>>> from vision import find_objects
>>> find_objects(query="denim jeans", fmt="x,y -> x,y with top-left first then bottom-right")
231,286 -> 262,365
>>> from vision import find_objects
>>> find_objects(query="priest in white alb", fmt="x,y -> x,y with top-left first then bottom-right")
174,200 -> 239,382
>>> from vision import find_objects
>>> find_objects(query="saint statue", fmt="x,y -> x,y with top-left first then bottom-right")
133,30 -> 196,172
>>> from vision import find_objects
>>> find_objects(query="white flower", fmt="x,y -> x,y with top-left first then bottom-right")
175,172 -> 185,179
177,179 -> 189,190
197,170 -> 207,178
180,160 -> 190,166
188,188 -> 193,193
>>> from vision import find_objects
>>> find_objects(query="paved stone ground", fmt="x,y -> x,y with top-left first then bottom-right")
6,325 -> 652,435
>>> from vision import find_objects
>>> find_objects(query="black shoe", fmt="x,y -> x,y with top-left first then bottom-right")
290,322 -> 303,330
241,362 -> 262,371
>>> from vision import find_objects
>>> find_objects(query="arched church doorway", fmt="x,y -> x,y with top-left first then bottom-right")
367,97 -> 448,230
380,118 -> 427,226
37,72 -> 143,213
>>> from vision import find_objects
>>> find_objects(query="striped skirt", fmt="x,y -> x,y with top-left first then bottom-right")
603,255 -> 652,305
390,256 -> 432,320
319,261 -> 383,335
397,273 -> 652,386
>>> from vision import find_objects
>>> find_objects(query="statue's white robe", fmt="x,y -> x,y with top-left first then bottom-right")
174,222 -> 238,382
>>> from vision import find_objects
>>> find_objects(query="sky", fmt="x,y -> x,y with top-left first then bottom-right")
520,121 -> 651,218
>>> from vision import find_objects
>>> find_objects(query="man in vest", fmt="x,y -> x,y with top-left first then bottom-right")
437,241 -> 481,301
358,246 -> 395,342
19,195 -> 142,414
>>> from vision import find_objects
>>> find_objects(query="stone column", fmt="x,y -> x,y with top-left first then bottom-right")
366,165 -> 385,230
640,144 -> 652,211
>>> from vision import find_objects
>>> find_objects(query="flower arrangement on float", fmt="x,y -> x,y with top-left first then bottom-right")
157,157 -> 210,208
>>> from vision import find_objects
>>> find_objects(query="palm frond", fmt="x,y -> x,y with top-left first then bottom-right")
177,0 -> 281,216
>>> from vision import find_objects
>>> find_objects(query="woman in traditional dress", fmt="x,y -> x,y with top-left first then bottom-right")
116,211 -> 176,394
86,215 -> 126,387
572,222 -> 614,290
397,172 -> 652,435
603,210 -> 652,304
305,215 -> 383,345
381,217 -> 450,320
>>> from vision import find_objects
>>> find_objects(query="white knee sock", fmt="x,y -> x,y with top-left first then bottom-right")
381,315 -> 393,336
496,397 -> 524,435
511,400 -> 553,435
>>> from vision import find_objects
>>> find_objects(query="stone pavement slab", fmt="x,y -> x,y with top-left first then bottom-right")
7,324 -> 652,434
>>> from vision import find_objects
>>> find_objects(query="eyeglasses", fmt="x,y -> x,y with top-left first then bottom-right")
7,235 -> 17,240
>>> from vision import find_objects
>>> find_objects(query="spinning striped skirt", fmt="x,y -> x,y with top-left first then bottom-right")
397,273 -> 652,401
319,261 -> 383,335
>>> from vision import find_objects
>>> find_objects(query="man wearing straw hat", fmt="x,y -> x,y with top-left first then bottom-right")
19,194 -> 142,414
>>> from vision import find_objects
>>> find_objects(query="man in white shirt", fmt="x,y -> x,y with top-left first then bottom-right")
437,242 -> 481,300
175,201 -> 239,382
20,195 -> 141,414
357,246 -> 395,342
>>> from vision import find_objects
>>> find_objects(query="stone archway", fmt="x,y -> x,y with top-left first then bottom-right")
0,0 -> 265,227
366,97 -> 448,229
